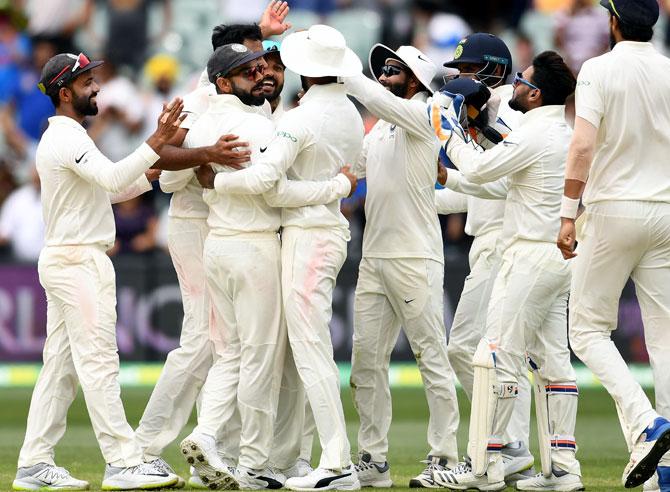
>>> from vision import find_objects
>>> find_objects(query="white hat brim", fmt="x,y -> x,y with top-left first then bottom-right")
369,43 -> 434,91
280,30 -> 362,78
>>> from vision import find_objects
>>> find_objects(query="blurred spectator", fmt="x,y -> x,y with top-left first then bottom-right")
554,0 -> 609,73
0,166 -> 43,261
88,58 -> 143,161
513,30 -> 535,74
0,158 -> 16,208
0,35 -> 57,165
140,53 -> 179,140
0,6 -> 30,95
220,0 -> 266,23
96,0 -> 172,73
20,0 -> 93,52
110,195 -> 158,256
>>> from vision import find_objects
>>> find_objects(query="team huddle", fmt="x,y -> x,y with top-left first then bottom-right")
12,0 -> 670,491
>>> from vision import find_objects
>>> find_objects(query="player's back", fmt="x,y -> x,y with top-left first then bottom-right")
576,42 -> 670,205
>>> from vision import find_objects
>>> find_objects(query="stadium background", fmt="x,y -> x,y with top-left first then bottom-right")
0,1 -> 667,490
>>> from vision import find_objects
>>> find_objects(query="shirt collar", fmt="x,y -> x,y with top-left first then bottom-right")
207,94 -> 267,115
299,82 -> 346,105
612,41 -> 655,53
48,115 -> 86,133
518,105 -> 565,126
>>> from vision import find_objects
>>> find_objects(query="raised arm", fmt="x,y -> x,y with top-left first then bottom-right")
344,74 -> 432,140
435,188 -> 468,215
110,173 -> 153,204
263,168 -> 355,208
445,168 -> 508,200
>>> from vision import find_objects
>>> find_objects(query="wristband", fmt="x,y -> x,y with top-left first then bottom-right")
559,195 -> 580,219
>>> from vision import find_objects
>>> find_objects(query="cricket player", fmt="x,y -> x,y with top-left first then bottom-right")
13,52 -> 185,491
339,45 -> 459,487
430,52 -> 583,491
438,33 -> 535,485
204,25 -> 365,490
556,0 -> 670,489
179,42 -> 357,490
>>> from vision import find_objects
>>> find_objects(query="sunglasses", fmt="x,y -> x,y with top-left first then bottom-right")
513,71 -> 539,91
229,62 -> 265,81
380,64 -> 405,77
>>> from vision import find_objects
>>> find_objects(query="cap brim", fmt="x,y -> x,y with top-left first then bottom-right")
599,0 -> 613,11
228,49 -> 269,74
77,60 -> 104,76
443,57 -> 485,68
280,30 -> 362,77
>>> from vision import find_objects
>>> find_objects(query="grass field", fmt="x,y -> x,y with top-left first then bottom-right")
0,386 -> 646,492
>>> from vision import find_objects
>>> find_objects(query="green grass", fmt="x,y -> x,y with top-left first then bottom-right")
0,386 -> 641,491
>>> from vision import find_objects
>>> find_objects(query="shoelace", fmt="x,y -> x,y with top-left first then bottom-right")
419,459 -> 445,476
37,466 -> 69,483
354,461 -> 375,472
449,460 -> 472,476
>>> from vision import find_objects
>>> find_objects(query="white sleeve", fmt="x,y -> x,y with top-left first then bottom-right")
445,169 -> 508,200
574,59 -> 604,129
446,127 -> 542,184
213,112 -> 309,195
435,188 -> 468,215
109,174 -> 153,204
159,169 -> 195,193
64,132 -> 159,193
344,74 -> 432,140
263,174 -> 351,207
352,132 -> 372,179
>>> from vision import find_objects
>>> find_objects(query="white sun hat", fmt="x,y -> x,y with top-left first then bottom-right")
280,24 -> 362,77
369,43 -> 437,91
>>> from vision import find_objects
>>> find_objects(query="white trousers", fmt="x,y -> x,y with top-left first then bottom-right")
281,226 -> 351,471
195,232 -> 284,470
447,231 -> 532,447
351,256 -> 459,464
19,245 -> 143,468
570,201 -> 670,449
483,240 -> 580,475
135,217 -> 216,460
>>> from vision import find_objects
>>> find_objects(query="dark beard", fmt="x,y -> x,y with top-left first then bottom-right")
72,91 -> 98,116
508,96 -> 527,113
232,84 -> 265,106
382,80 -> 409,98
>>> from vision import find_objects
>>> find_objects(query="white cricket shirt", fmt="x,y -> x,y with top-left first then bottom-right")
345,74 -> 444,263
37,116 -> 159,249
575,41 -> 670,205
447,105 -> 572,247
212,83 -> 364,240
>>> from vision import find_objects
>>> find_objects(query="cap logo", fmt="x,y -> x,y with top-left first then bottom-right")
483,54 -> 509,65
454,45 -> 463,59
231,44 -> 248,53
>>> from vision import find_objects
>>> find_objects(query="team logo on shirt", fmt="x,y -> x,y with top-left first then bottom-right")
276,131 -> 297,142
75,151 -> 88,164
577,80 -> 591,86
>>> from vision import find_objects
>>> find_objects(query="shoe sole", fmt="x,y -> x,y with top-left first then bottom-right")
515,483 -> 585,491
285,479 -> 361,491
12,483 -> 89,491
101,477 -> 178,491
504,458 -> 535,478
359,479 -> 393,488
505,466 -> 537,486
625,428 -> 670,488
180,438 -> 238,490
409,478 -> 440,488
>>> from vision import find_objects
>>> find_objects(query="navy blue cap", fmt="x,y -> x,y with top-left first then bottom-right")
207,43 -> 268,83
600,0 -> 659,27
440,78 -> 491,109
443,33 -> 512,70
38,52 -> 103,96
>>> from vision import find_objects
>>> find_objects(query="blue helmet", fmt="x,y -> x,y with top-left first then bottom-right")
443,33 -> 512,87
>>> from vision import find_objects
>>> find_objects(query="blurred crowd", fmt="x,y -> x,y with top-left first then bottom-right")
1,0 -> 670,265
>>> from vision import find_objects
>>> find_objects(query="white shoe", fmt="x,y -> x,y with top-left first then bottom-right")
642,472 -> 659,492
515,470 -> 584,491
180,433 -> 238,490
13,463 -> 89,491
101,462 -> 178,490
279,460 -> 314,479
354,453 -> 392,488
409,455 -> 448,488
506,468 -> 537,487
284,465 -> 360,491
502,443 -> 535,479
146,458 -> 185,488
236,465 -> 285,489
432,460 -> 506,491
188,466 -> 210,489
623,417 -> 670,488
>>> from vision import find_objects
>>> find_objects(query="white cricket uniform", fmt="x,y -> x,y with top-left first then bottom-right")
341,73 -> 459,464
569,41 -> 670,449
212,83 -> 363,470
447,104 -> 581,475
18,115 -> 157,468
436,85 -> 532,449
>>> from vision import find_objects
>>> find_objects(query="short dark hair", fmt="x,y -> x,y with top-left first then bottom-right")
530,51 -> 576,106
618,19 -> 653,42
211,24 -> 263,51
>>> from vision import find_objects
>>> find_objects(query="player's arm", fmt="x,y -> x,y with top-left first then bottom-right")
66,101 -> 183,193
344,74 -> 432,140
262,166 -> 356,207
445,168 -> 508,200
109,173 -> 153,204
435,188 -> 468,215
446,126 -> 541,184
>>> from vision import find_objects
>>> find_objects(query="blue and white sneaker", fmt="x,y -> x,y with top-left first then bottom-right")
355,453 -> 392,488
623,417 -> 670,488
